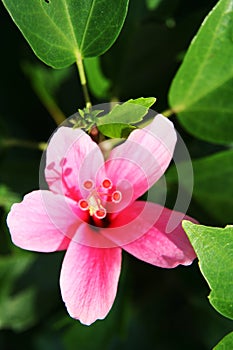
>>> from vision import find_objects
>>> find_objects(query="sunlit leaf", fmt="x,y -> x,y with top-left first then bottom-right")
214,331 -> 233,350
129,97 -> 156,108
2,0 -> 129,68
97,97 -> 156,138
169,0 -> 233,144
97,97 -> 156,125
183,221 -> 233,320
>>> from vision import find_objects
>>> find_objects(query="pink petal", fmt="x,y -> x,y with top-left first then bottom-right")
109,201 -> 196,267
45,127 -> 105,200
105,115 -> 177,205
7,190 -> 85,252
60,240 -> 122,325
70,221 -> 118,249
103,201 -> 161,247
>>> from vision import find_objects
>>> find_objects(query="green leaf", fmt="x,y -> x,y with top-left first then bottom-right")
0,253 -> 37,331
169,0 -> 233,144
97,97 -> 156,126
214,331 -> 233,349
183,221 -> 233,320
166,149 -> 233,224
97,97 -> 156,138
98,123 -> 135,138
2,0 -> 129,68
192,150 -> 233,224
71,108 -> 103,130
84,57 -> 111,99
0,184 -> 21,212
129,97 -> 156,108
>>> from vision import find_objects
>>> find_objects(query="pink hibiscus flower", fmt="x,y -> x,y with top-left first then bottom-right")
7,114 -> 196,325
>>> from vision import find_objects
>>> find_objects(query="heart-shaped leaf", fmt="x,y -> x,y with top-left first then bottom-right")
2,0 -> 129,68
214,331 -> 233,349
169,0 -> 233,144
183,221 -> 233,320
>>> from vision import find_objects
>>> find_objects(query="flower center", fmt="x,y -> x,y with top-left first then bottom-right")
78,178 -> 122,219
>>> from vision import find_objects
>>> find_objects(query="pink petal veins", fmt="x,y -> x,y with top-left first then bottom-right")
6,116 -> 197,326
60,241 -> 122,325
105,115 -> 177,204
7,190 -> 85,252
118,201 -> 196,268
45,127 -> 105,201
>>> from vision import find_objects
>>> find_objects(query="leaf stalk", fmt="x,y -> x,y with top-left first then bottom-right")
76,53 -> 92,109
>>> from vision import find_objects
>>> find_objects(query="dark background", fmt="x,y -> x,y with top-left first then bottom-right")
0,1 -> 232,349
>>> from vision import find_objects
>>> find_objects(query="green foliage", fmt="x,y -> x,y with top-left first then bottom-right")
1,0 -> 233,349
97,97 -> 156,138
184,221 -> 233,348
2,0 -> 129,68
214,331 -> 233,349
169,0 -> 233,144
72,108 -> 103,131
145,0 -> 163,10
0,253 -> 36,331
0,185 -> 20,212
192,150 -> 233,224
23,62 -> 72,101
98,97 -> 156,126
23,62 -> 71,123
84,57 -> 111,99
167,150 -> 233,225
71,97 -> 156,137
98,123 -> 135,139
183,221 -> 233,320
62,313 -> 117,350
129,97 -> 156,108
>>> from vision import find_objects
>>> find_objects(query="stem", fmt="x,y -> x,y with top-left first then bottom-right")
23,67 -> 66,126
43,97 -> 66,126
76,53 -> 92,109
161,108 -> 175,118
136,107 -> 176,129
2,138 -> 47,151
